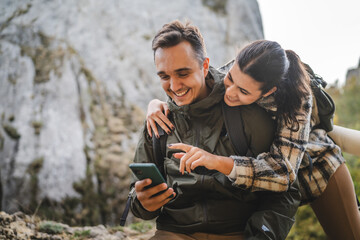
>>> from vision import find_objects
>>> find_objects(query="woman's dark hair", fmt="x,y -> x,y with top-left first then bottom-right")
152,20 -> 207,67
236,40 -> 311,130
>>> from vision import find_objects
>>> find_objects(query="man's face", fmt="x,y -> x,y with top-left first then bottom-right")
154,41 -> 209,106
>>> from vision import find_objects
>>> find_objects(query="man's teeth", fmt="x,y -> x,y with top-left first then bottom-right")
175,89 -> 189,97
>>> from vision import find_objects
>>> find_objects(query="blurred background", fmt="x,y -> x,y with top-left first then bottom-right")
0,0 -> 359,239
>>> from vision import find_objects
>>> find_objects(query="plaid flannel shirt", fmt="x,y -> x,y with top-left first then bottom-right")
230,93 -> 345,204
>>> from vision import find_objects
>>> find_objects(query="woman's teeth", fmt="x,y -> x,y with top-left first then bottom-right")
227,95 -> 235,101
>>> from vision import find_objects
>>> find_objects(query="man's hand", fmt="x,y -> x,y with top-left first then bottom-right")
134,179 -> 175,212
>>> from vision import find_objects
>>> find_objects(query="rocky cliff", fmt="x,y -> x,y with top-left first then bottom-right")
0,0 -> 264,225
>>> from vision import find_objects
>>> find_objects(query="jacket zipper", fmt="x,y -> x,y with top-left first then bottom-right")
201,175 -> 208,225
195,122 -> 208,226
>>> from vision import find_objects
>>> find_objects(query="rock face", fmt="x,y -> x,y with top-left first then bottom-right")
0,0 -> 263,225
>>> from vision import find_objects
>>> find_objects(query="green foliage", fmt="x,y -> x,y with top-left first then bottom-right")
73,229 -> 91,238
287,205 -> 326,239
331,76 -> 360,130
330,74 -> 360,196
345,153 -> 360,197
38,221 -> 64,234
107,225 -> 124,234
129,221 -> 154,233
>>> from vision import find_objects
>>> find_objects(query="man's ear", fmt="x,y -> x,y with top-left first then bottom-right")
203,57 -> 210,77
263,86 -> 277,97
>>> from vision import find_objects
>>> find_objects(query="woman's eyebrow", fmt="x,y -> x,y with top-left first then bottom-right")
229,71 -> 251,94
228,72 -> 234,82
239,86 -> 250,95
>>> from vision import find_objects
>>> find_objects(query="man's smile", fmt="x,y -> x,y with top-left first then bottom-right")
173,89 -> 190,97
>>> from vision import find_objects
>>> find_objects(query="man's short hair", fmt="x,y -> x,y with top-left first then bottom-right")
152,20 -> 207,67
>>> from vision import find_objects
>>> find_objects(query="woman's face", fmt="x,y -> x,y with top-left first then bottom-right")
223,62 -> 277,106
223,63 -> 264,106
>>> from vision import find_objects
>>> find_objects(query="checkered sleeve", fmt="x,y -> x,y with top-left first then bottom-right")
229,95 -> 312,192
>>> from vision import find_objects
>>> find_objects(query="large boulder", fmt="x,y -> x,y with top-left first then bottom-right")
0,0 -> 263,225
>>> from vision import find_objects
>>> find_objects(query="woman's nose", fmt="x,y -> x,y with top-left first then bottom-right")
225,83 -> 236,94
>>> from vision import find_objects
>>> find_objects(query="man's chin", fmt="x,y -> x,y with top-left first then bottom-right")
174,100 -> 190,106
171,96 -> 192,106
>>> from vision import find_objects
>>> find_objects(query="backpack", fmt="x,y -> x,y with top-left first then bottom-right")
303,63 -> 336,132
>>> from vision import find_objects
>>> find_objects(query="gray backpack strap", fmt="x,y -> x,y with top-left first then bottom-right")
152,124 -> 168,178
222,101 -> 248,156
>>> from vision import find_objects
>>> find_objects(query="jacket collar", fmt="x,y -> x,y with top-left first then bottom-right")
256,94 -> 277,113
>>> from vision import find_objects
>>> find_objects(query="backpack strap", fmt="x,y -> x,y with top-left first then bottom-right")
120,187 -> 134,226
120,124 -> 168,226
152,123 -> 168,177
222,101 -> 249,156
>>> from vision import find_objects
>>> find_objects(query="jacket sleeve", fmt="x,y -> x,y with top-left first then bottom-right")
130,124 -> 161,220
244,179 -> 301,240
230,95 -> 312,192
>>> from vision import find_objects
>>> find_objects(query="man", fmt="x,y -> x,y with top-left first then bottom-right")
130,20 -> 300,240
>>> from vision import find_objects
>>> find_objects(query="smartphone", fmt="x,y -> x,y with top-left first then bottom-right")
129,163 -> 166,189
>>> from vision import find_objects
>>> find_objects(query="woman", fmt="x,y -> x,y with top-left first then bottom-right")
146,40 -> 360,240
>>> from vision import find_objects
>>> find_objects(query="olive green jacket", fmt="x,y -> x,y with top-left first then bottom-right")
130,67 -> 300,239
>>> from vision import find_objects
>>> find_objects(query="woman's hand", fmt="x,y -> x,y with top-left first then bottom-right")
146,99 -> 174,138
168,143 -> 234,175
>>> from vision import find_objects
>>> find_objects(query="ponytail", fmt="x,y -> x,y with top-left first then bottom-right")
275,50 -> 311,130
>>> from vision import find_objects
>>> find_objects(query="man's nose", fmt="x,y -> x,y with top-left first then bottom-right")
170,78 -> 182,91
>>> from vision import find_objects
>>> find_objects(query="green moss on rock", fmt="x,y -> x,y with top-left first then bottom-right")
32,121 -> 43,135
81,66 -> 96,83
27,157 -> 44,211
71,164 -> 101,226
28,157 -> 44,174
38,221 -> 65,234
202,0 -> 227,15
20,33 -> 66,84
8,115 -> 15,122
2,124 -> 21,139
0,133 -> 3,151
